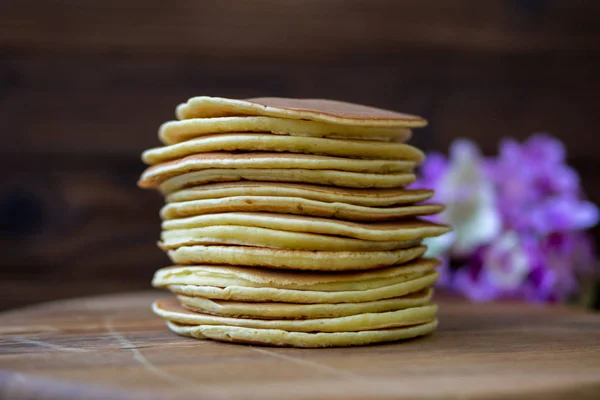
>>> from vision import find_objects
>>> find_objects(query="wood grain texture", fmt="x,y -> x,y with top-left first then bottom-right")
2,0 -> 599,56
2,54 -> 599,158
0,292 -> 599,400
0,157 -> 164,276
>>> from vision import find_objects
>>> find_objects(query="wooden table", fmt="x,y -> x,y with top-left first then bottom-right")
0,291 -> 598,400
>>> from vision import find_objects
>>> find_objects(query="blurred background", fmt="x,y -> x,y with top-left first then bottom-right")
0,0 -> 599,310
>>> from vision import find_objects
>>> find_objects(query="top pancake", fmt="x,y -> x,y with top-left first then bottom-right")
159,117 -> 412,145
175,97 -> 427,128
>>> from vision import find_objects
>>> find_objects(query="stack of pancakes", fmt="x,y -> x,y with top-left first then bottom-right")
139,97 -> 450,347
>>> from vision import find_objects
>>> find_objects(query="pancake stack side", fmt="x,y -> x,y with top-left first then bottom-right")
139,96 -> 451,347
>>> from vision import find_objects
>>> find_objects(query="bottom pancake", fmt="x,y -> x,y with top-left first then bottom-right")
176,288 -> 433,319
153,298 -> 437,333
166,319 -> 438,348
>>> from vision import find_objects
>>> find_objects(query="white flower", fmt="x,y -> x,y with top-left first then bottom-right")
423,230 -> 456,259
482,231 -> 530,290
433,140 -> 501,256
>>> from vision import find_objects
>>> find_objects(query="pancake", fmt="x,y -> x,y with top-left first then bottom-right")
159,226 -> 421,251
175,289 -> 433,319
162,213 -> 450,242
153,258 -> 439,291
176,289 -> 434,319
175,97 -> 428,128
168,245 -> 427,271
139,152 -> 418,189
167,182 -> 433,206
145,96 -> 441,348
166,319 -> 438,347
153,298 -> 436,332
159,117 -> 413,145
160,197 -> 444,221
158,169 -> 416,194
168,271 -> 439,304
144,133 -> 423,164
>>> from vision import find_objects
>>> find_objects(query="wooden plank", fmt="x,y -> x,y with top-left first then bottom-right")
0,157 -> 166,281
2,54 -> 599,158
0,291 -> 599,399
0,280 -> 147,312
2,1 -> 600,56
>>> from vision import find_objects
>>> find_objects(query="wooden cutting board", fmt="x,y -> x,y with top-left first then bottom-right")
0,291 -> 599,400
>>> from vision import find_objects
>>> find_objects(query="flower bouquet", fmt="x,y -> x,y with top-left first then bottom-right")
414,134 -> 599,304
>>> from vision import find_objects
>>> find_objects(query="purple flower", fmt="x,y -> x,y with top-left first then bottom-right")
529,197 -> 599,235
452,231 -> 597,303
454,232 -> 533,302
489,134 -> 598,234
530,232 -> 598,302
414,133 -> 599,303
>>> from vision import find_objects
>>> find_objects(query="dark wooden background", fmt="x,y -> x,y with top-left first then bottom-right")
1,0 -> 599,310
